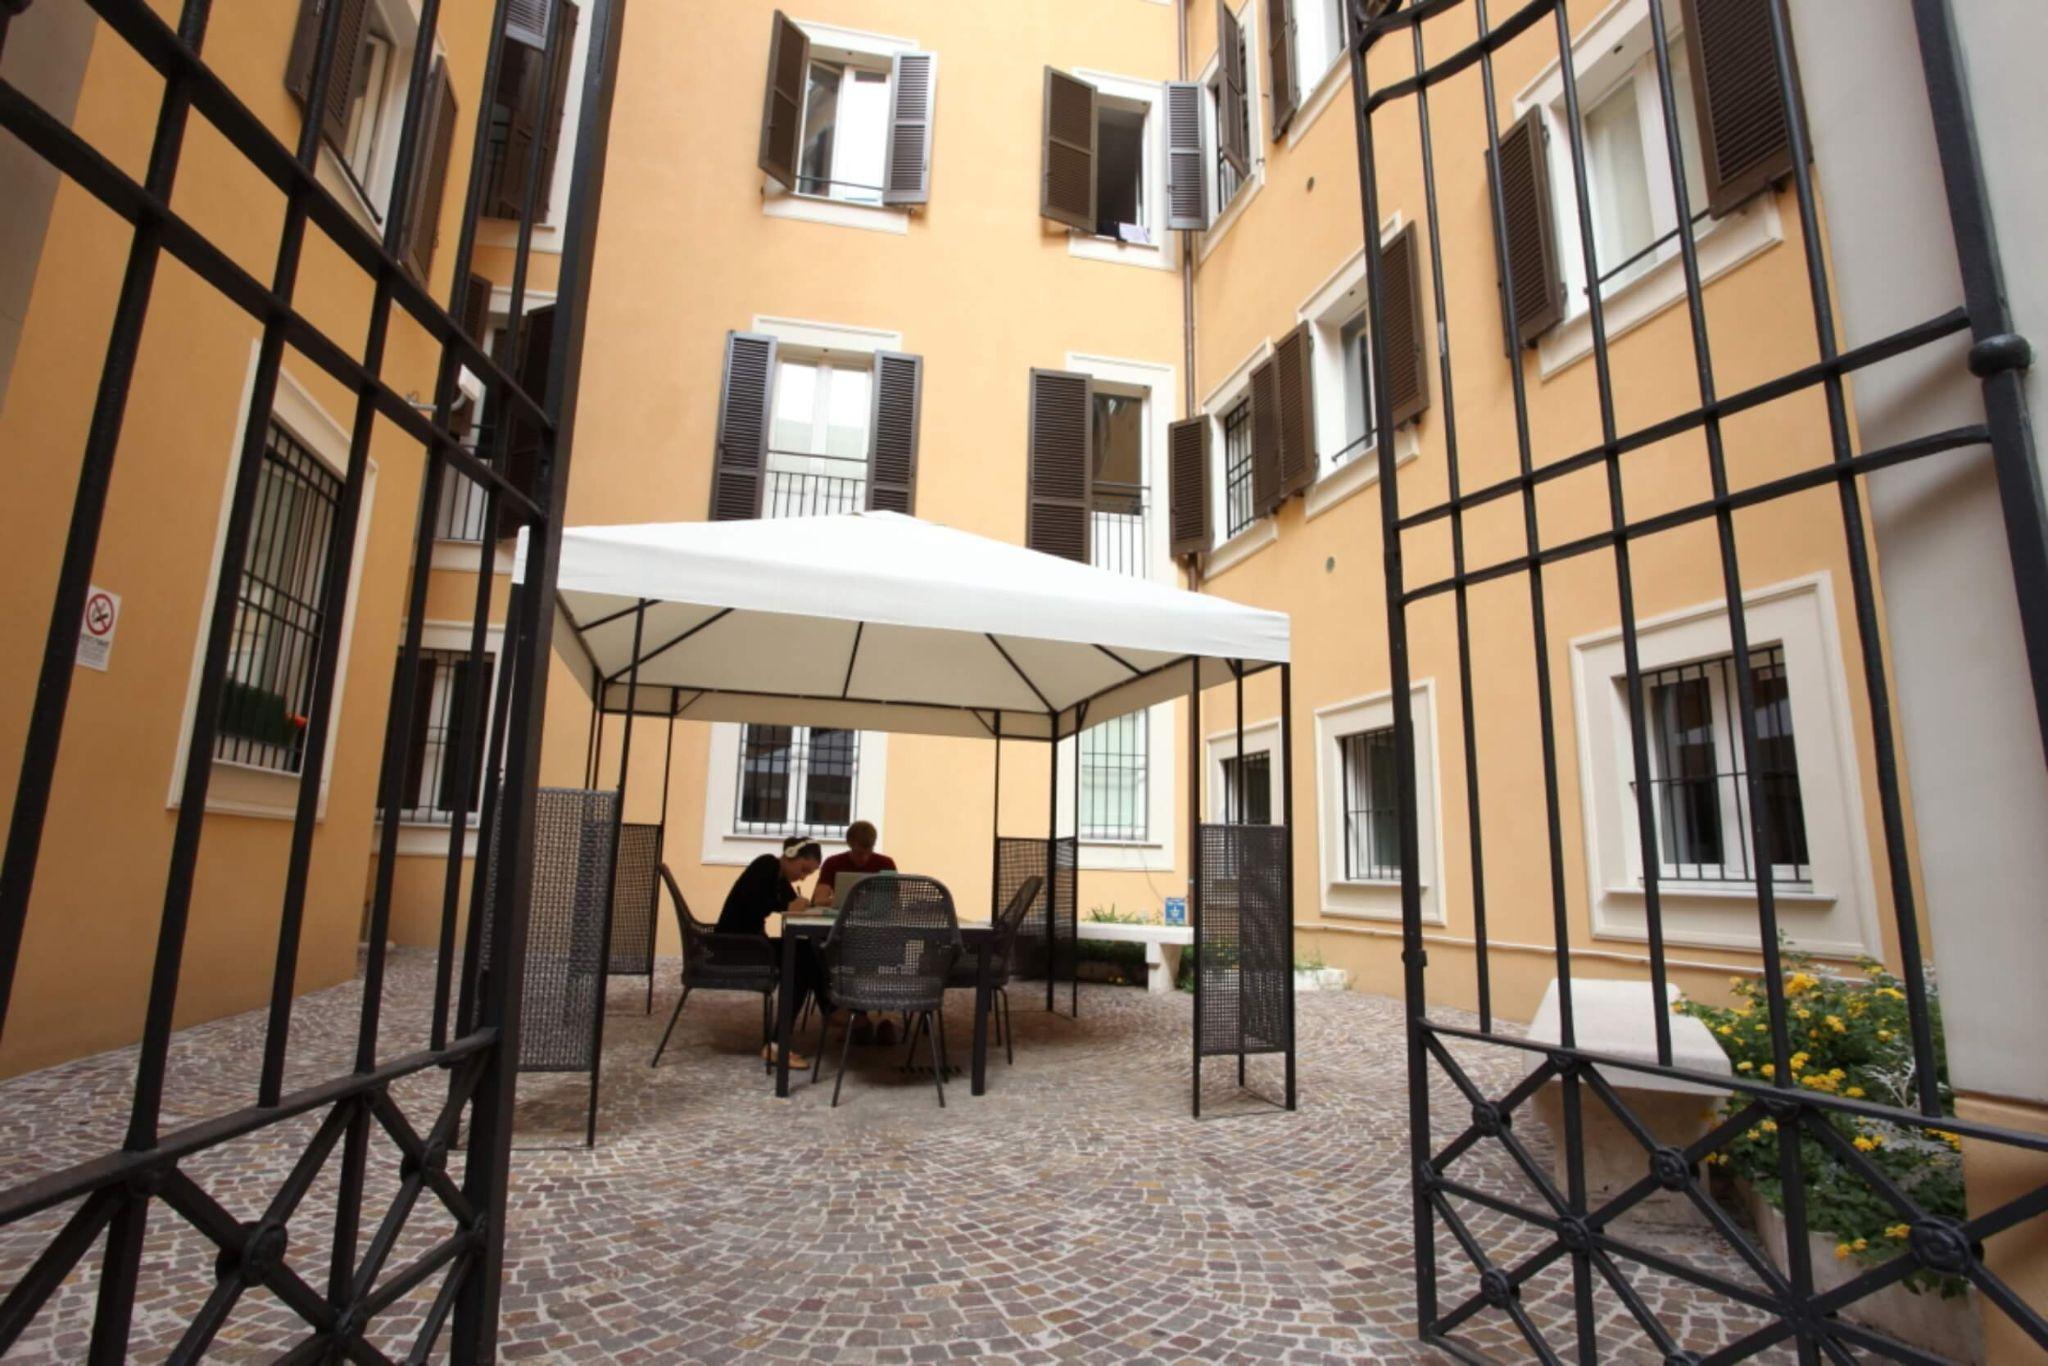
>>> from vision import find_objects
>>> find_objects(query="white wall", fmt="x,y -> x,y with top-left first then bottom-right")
1792,0 -> 2048,1104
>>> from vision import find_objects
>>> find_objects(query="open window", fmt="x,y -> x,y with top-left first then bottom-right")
1041,69 -> 1173,259
759,13 -> 936,210
481,0 -> 580,223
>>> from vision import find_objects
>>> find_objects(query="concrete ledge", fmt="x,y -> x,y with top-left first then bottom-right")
1078,922 -> 1192,995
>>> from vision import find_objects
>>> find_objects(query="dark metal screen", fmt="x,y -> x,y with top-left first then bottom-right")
481,788 -> 615,1074
609,820 -> 660,986
1194,821 -> 1290,1058
0,0 -> 623,1356
1345,0 -> 2048,1359
996,833 -> 1077,1010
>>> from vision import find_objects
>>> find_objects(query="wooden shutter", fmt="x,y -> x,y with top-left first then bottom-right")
497,304 -> 555,540
399,59 -> 456,285
1026,369 -> 1092,562
504,0 -> 552,49
484,41 -> 536,218
1040,68 -> 1097,231
532,0 -> 579,220
1681,0 -> 1804,217
1265,0 -> 1297,139
1380,220 -> 1430,426
459,273 -> 492,345
1486,107 -> 1563,350
758,11 -> 809,191
284,0 -> 368,149
712,332 -> 777,521
1217,0 -> 1249,176
1164,81 -> 1209,232
436,657 -> 493,814
1167,417 -> 1211,558
1249,355 -> 1284,516
1273,324 -> 1315,500
866,352 -> 922,514
398,655 -> 438,811
881,51 -> 937,206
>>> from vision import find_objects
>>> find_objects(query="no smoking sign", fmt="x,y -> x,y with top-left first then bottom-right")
76,584 -> 121,672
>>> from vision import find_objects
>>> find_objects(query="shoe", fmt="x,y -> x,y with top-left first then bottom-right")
851,1013 -> 876,1046
873,1019 -> 898,1047
762,1043 -> 811,1070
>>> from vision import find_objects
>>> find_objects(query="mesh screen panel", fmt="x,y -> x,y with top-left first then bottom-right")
609,822 -> 660,977
481,787 -> 617,1071
996,834 -> 1076,986
1196,822 -> 1289,1057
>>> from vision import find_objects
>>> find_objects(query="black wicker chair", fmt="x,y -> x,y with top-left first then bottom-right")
942,874 -> 1042,1067
649,864 -> 781,1069
811,874 -> 961,1107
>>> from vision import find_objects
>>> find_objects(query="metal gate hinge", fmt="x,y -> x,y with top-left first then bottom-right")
1968,332 -> 2032,378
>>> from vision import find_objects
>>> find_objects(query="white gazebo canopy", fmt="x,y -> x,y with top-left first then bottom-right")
526,511 -> 1290,741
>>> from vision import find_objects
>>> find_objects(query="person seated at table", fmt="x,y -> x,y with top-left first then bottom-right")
812,821 -> 901,1046
718,835 -> 825,1069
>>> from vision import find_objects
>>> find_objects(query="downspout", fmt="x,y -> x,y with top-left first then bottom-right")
1178,0 -> 1204,592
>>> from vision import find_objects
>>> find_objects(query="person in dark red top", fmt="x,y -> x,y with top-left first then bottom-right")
814,821 -> 899,1045
813,821 -> 897,908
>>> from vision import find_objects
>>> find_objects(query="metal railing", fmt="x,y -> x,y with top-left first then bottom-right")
1090,480 -> 1149,578
764,449 -> 866,519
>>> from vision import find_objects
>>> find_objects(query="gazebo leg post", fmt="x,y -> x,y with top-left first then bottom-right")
1045,713 -> 1057,1015
585,600 -> 646,1148
1282,662 -> 1297,1111
650,704 -> 675,1015
1071,703 -> 1084,1019
1233,659 -> 1245,1087
1188,658 -> 1203,1120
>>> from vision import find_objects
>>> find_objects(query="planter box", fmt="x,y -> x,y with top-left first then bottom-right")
1294,966 -> 1350,993
1745,1186 -> 1984,1361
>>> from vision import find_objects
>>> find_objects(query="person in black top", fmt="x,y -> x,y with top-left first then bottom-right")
720,836 -> 825,1068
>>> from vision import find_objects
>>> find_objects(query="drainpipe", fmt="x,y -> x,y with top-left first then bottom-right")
1178,0 -> 1203,592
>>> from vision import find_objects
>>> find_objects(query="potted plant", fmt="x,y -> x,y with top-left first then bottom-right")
1293,947 -> 1350,993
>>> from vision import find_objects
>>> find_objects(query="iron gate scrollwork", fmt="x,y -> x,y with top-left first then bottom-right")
0,0 -> 624,1357
1346,0 -> 2048,1359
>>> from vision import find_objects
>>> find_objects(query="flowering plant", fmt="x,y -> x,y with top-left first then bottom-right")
1674,949 -> 1966,1297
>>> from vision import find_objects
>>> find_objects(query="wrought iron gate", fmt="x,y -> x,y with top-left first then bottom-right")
0,0 -> 622,1357
1346,0 -> 2048,1358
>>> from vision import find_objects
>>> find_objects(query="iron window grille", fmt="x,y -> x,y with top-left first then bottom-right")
1638,643 -> 1810,885
764,450 -> 867,517
214,420 -> 343,775
1090,480 -> 1149,578
1221,750 -> 1272,825
1079,710 -> 1149,841
1340,726 -> 1399,881
736,724 -> 859,837
435,428 -> 497,541
388,647 -> 496,824
1222,396 -> 1256,538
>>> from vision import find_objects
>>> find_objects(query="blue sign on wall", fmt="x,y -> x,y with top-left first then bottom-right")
1163,896 -> 1187,927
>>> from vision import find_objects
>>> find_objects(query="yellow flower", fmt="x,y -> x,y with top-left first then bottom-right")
1754,1023 -> 1768,1033
1760,1064 -> 1775,1077
1718,1025 -> 1733,1036
1760,1119 -> 1778,1134
1853,1238 -> 1868,1251
1671,999 -> 1687,1014
1736,1061 -> 1754,1072
1834,1242 -> 1852,1260
1933,1129 -> 1963,1150
1830,1068 -> 1846,1079
1845,1086 -> 1865,1098
1730,976 -> 1745,987
1876,986 -> 1906,1000
1853,1135 -> 1882,1152
1826,1015 -> 1846,1033
1735,1005 -> 1753,1017
1863,963 -> 1885,976
1744,1127 -> 1762,1142
1790,1052 -> 1809,1072
1877,1029 -> 1893,1042
1886,1224 -> 1911,1241
1795,1008 -> 1812,1020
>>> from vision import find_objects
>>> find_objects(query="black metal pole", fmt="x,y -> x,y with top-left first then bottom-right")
1233,661 -> 1245,1087
584,600 -> 644,1147
1045,713 -> 1057,1014
653,703 -> 674,1012
1281,662 -> 1295,1111
1188,659 -> 1202,1119
1071,702 -> 1085,1018
991,712 -> 1002,915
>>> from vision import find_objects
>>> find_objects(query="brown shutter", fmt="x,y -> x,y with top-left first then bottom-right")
881,51 -> 936,207
285,0 -> 368,149
437,656 -> 493,813
504,0 -> 552,49
1216,0 -> 1249,175
758,11 -> 810,192
1486,107 -> 1563,350
1273,324 -> 1315,499
1249,355 -> 1284,516
1167,416 -> 1211,557
1040,68 -> 1097,231
484,40 -> 537,219
1681,0 -> 1805,217
1164,81 -> 1209,232
497,304 -> 555,540
712,332 -> 777,522
398,654 -> 438,811
866,352 -> 922,514
532,0 -> 580,220
1026,369 -> 1092,562
459,273 -> 493,345
1380,220 -> 1431,426
1265,0 -> 1297,139
399,59 -> 456,285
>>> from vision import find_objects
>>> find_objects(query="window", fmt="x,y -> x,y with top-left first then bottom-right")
1642,645 -> 1810,883
797,56 -> 892,204
736,725 -> 859,837
1209,9 -> 1252,213
1090,388 -> 1148,578
388,647 -> 494,824
1220,751 -> 1272,825
340,28 -> 394,191
1290,0 -> 1348,98
1333,310 -> 1372,471
1575,34 -> 1708,297
1079,712 -> 1148,841
1339,728 -> 1399,881
766,354 -> 872,516
1094,102 -> 1149,243
1222,397 -> 1255,538
215,420 -> 342,775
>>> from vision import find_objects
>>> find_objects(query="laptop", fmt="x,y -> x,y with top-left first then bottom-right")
833,870 -> 877,911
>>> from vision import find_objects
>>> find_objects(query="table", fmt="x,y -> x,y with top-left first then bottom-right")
774,916 -> 1000,1099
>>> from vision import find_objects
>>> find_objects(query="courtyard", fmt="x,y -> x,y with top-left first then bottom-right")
0,952 -> 1781,1362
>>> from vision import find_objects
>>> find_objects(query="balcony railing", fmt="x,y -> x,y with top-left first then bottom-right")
1091,480 -> 1148,578
764,450 -> 867,519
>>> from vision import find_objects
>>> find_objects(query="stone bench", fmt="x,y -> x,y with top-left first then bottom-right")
1076,921 -> 1193,995
1525,978 -> 1732,1228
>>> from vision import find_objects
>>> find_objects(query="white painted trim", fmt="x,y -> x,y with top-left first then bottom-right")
167,348 -> 378,821
699,722 -> 890,868
1197,0 -> 1265,260
791,17 -> 916,58
1204,516 -> 1276,578
1296,211 -> 1412,489
751,314 -> 904,355
1303,433 -> 1418,521
1567,573 -> 1882,957
1066,69 -> 1180,273
430,542 -> 515,574
761,190 -> 911,235
1311,682 -> 1445,925
1283,47 -> 1350,150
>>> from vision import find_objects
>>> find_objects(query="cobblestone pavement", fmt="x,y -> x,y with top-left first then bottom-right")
0,952 -> 1787,1362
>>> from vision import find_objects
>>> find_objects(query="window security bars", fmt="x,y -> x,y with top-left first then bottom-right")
1641,645 -> 1809,884
1339,727 -> 1398,881
1079,710 -> 1148,841
1090,479 -> 1149,578
1222,398 -> 1255,538
1221,750 -> 1271,825
736,724 -> 859,837
215,421 -> 342,774
390,647 -> 497,824
764,450 -> 867,517
1346,0 -> 2048,1359
0,0 -> 621,1357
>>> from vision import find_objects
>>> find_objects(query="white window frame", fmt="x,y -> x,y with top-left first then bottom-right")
313,0 -> 441,240
1205,718 -> 1283,825
1296,212 -> 1423,522
1515,0 -> 1783,378
760,20 -> 918,237
700,722 -> 889,868
1199,337 -> 1278,577
1198,0 -> 1265,253
1569,574 -> 1881,957
384,620 -> 506,856
1314,682 -> 1443,925
168,348 -> 377,821
477,0 -> 595,255
765,351 -> 874,513
1065,70 -> 1179,273
1283,0 -> 1352,150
